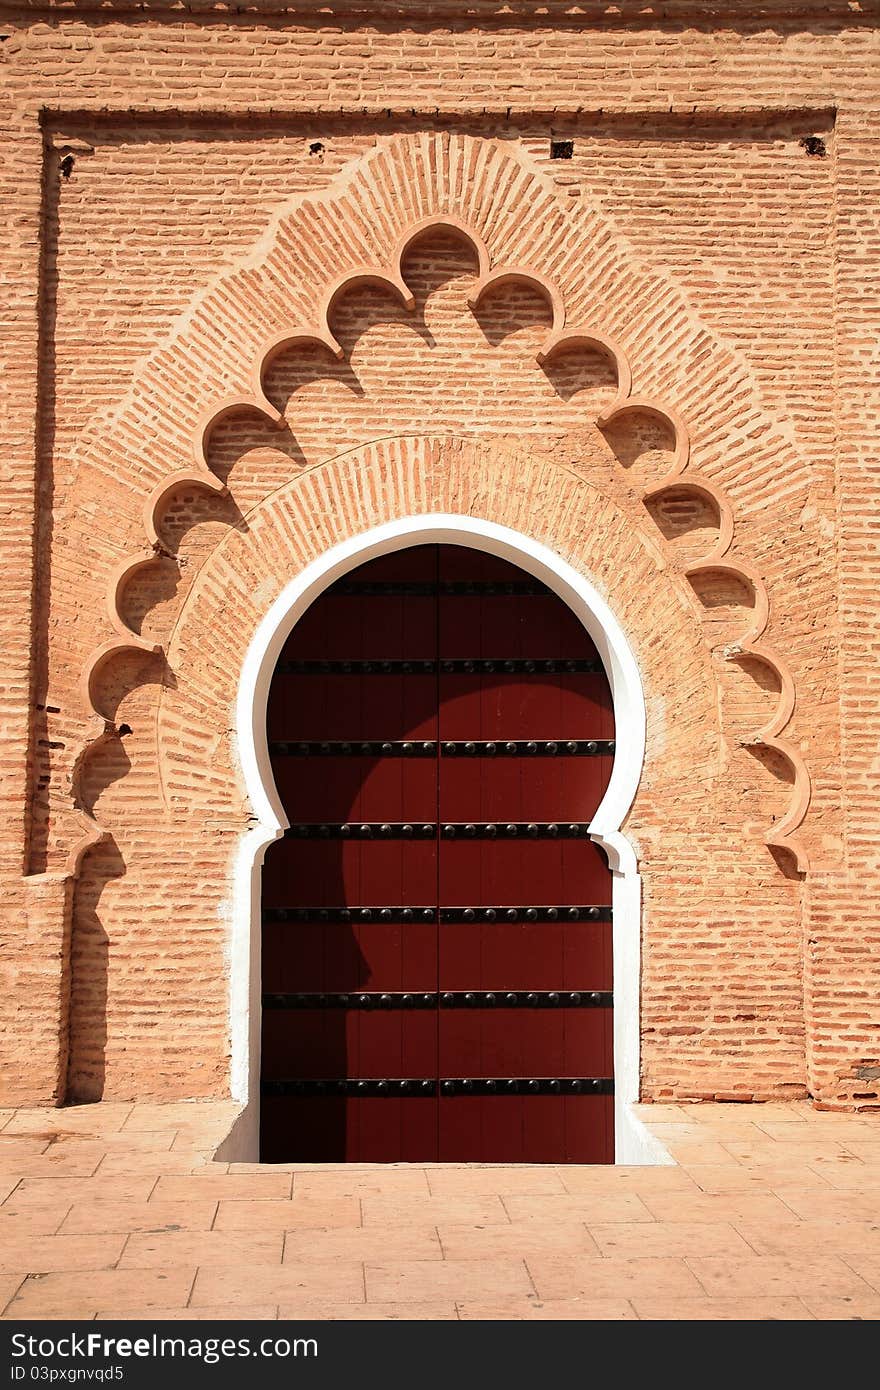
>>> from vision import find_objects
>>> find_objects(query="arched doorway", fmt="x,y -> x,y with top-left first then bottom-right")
259,542 -> 616,1162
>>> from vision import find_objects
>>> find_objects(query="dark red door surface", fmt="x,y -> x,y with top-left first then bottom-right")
260,545 -> 615,1163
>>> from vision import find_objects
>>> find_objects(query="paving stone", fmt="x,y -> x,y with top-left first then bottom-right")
123,1103 -> 238,1133
588,1221 -> 753,1258
559,1166 -> 699,1194
837,1253 -> 880,1293
799,1296 -> 880,1320
663,1141 -> 743,1166
0,1137 -> 53,1165
226,1164 -> 300,1175
366,1259 -> 532,1302
119,1231 -> 284,1268
527,1255 -> 705,1300
721,1139 -> 861,1165
3,1106 -> 133,1136
438,1222 -> 599,1260
630,1105 -> 701,1124
684,1164 -> 831,1194
426,1167 -> 566,1196
215,1198 -> 362,1231
283,1227 -> 442,1262
7,1268 -> 197,1317
756,1119 -> 878,1141
361,1196 -> 510,1228
0,1234 -> 126,1274
651,1121 -> 768,1144
0,1144 -> 107,1179
457,1298 -> 637,1319
803,1160 -> 880,1189
735,1220 -> 880,1257
96,1152 -> 222,1176
503,1193 -> 654,1224
838,1141 -> 880,1161
80,1132 -> 177,1153
640,1191 -> 800,1225
278,1302 -> 458,1320
191,1262 -> 365,1307
152,1173 -> 293,1202
705,1104 -> 812,1124
687,1254 -> 876,1298
633,1297 -> 814,1320
293,1169 -> 431,1198
774,1188 -> 880,1222
1,1310 -> 98,1323
94,1306 -> 279,1321
60,1199 -> 219,1235
0,1205 -> 73,1237
7,1176 -> 158,1206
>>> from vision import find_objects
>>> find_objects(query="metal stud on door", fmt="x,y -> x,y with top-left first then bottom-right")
260,544 -> 615,1163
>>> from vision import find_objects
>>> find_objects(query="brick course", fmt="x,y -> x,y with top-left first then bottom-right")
0,1 -> 877,1113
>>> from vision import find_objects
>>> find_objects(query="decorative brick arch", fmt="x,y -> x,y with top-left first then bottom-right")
78,198 -> 810,875
54,135 -> 813,881
153,434 -> 720,1157
49,132 -> 819,1109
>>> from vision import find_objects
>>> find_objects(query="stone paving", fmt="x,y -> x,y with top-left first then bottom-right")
0,1101 -> 878,1320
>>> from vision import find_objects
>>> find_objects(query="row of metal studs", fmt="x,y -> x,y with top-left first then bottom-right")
441,739 -> 614,756
262,905 -> 610,923
277,658 -> 603,675
283,822 -> 594,840
327,581 -> 552,596
269,739 -> 614,757
284,822 -> 436,839
440,905 -> 610,922
262,990 -> 612,1010
262,1077 -> 614,1097
441,822 -> 593,839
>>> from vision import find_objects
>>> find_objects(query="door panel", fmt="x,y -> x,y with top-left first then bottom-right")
261,543 -> 615,1164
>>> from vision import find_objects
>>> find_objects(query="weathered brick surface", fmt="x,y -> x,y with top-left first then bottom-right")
0,1 -> 877,1111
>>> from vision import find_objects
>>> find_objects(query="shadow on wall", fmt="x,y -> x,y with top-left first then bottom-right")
67,833 -> 126,1102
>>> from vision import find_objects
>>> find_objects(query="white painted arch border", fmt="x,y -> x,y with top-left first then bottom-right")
230,515 -> 670,1164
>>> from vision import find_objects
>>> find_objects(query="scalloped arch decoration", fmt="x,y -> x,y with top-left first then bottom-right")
468,264 -> 564,332
79,206 -> 811,874
392,214 -> 491,285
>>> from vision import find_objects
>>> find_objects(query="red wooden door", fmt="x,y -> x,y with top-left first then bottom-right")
260,544 -> 615,1163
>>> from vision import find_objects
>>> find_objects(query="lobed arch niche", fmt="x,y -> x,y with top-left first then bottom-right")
230,514 -> 670,1166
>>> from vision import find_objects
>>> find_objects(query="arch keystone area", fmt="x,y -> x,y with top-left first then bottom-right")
392,214 -> 491,285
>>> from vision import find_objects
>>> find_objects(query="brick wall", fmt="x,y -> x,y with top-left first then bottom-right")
0,1 -> 876,1110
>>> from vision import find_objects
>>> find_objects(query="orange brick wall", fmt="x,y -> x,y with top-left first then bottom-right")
0,1 -> 877,1111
